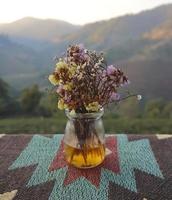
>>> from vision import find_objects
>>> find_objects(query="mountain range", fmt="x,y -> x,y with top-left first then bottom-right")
0,4 -> 172,100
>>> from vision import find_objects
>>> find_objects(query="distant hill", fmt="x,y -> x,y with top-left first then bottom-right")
0,17 -> 80,42
0,35 -> 37,75
59,4 -> 172,49
0,4 -> 172,99
144,20 -> 172,40
121,39 -> 172,100
0,35 -> 49,89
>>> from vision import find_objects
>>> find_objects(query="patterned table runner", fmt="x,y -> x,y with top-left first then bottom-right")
0,134 -> 172,200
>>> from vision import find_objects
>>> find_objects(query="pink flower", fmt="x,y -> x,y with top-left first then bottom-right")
64,94 -> 72,103
107,65 -> 117,75
102,70 -> 107,77
110,93 -> 120,101
56,85 -> 64,94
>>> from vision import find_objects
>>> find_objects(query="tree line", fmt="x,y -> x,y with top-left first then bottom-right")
0,78 -> 172,119
0,78 -> 55,117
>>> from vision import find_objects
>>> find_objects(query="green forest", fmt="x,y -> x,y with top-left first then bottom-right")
0,78 -> 172,134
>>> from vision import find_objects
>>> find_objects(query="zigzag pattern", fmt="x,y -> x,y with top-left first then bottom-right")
9,134 -> 164,200
102,135 -> 163,192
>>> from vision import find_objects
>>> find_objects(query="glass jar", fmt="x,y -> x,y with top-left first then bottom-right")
64,108 -> 105,168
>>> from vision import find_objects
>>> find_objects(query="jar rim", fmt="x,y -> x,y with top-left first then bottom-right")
65,108 -> 104,119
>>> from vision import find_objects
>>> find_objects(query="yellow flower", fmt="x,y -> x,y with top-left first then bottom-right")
48,74 -> 59,85
58,99 -> 68,110
70,62 -> 77,67
56,61 -> 68,71
86,102 -> 100,112
63,83 -> 73,91
69,66 -> 77,76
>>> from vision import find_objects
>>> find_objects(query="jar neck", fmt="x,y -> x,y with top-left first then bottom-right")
65,108 -> 104,120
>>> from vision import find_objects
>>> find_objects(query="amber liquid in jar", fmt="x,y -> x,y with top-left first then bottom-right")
64,143 -> 105,168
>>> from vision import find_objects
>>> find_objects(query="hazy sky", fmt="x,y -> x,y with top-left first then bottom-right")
0,0 -> 172,25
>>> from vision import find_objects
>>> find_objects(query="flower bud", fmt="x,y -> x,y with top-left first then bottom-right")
137,95 -> 142,101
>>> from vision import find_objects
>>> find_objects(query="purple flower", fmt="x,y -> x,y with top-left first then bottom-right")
76,44 -> 89,61
107,65 -> 117,75
78,43 -> 85,50
110,92 -> 120,101
64,94 -> 72,103
78,44 -> 85,55
102,70 -> 107,77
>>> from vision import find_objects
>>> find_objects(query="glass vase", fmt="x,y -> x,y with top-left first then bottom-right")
64,108 -> 105,168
